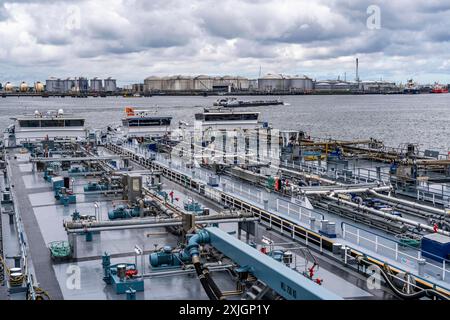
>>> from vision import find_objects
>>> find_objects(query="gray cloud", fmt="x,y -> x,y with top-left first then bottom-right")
0,0 -> 450,85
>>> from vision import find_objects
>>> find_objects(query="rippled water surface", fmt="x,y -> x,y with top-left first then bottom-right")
0,94 -> 449,152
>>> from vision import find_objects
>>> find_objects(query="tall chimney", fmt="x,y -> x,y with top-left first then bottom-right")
356,58 -> 359,82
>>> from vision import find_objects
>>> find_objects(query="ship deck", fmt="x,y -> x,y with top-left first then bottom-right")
0,147 -> 399,300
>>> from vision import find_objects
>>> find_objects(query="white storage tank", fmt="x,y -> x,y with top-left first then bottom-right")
258,74 -> 290,92
144,76 -> 163,91
19,82 -> 28,92
289,76 -> 313,92
34,81 -> 45,92
194,75 -> 214,91
4,82 -> 14,92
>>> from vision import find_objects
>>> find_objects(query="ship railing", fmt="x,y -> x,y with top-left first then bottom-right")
342,222 -> 450,284
282,159 -> 385,185
341,243 -> 447,295
5,161 -> 37,300
275,198 -> 324,225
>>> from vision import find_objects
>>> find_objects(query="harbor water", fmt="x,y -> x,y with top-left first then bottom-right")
1,94 -> 449,152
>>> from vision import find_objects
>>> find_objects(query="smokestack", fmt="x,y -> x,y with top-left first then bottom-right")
356,58 -> 359,83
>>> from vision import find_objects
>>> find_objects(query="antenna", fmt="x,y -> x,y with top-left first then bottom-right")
258,66 -> 262,78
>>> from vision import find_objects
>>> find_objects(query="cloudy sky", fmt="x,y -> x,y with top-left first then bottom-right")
1,0 -> 450,85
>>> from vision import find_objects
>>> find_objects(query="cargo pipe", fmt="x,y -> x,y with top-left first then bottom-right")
278,165 -> 345,186
65,212 -> 254,229
301,185 -> 391,196
325,194 -> 450,236
368,190 -> 447,216
66,217 -> 259,233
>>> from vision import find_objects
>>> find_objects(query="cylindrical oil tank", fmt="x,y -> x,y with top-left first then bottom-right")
19,82 -> 28,92
34,81 -> 45,92
194,75 -> 213,91
258,74 -> 289,92
4,82 -> 14,92
289,76 -> 313,92
144,76 -> 163,91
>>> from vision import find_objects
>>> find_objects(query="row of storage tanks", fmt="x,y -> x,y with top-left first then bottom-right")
46,77 -> 117,93
1,81 -> 45,92
144,74 -> 313,92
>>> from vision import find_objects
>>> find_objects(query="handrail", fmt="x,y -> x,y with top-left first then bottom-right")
5,161 -> 37,299
341,221 -> 450,264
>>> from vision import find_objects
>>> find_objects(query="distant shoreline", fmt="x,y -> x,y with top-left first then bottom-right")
1,91 -> 441,98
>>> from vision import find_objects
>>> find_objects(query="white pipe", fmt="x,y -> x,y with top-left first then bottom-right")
325,194 -> 450,237
67,217 -> 259,233
65,212 -> 253,229
369,190 -> 447,216
302,185 -> 391,196
279,165 -> 344,186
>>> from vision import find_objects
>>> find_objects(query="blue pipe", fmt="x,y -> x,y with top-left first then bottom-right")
185,229 -> 210,258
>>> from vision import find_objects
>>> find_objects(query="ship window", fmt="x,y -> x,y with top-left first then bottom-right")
64,119 -> 85,127
127,119 -> 140,127
19,120 -> 41,127
204,114 -> 258,122
41,120 -> 64,127
127,118 -> 172,127
139,119 -> 162,126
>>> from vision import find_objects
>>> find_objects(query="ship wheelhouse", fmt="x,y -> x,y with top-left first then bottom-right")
11,109 -> 87,143
121,107 -> 172,138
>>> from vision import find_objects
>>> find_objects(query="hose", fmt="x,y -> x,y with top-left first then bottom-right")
194,261 -> 219,300
187,231 -> 224,300
362,259 -> 449,300
203,269 -> 224,300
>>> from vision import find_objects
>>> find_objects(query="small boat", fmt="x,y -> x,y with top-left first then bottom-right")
430,83 -> 448,94
213,97 -> 284,107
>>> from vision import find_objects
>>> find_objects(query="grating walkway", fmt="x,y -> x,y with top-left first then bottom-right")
8,153 -> 63,299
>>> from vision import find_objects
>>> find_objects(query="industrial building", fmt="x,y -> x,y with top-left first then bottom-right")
360,80 -> 399,93
144,75 -> 250,93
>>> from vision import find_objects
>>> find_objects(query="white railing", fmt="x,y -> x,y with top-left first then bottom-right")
275,199 -> 323,226
342,224 -> 449,283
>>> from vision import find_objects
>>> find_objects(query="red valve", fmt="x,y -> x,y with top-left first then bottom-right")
126,269 -> 138,278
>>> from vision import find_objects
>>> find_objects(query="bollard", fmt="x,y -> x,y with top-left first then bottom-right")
263,199 -> 269,210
